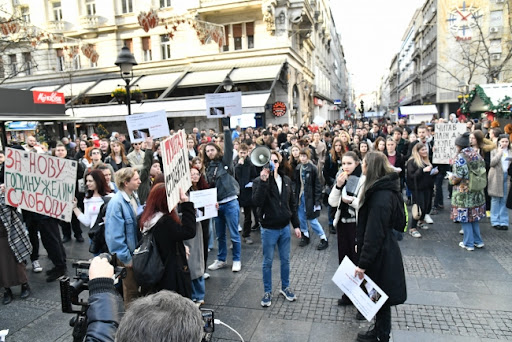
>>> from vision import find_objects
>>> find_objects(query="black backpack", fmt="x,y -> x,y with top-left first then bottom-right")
132,228 -> 165,287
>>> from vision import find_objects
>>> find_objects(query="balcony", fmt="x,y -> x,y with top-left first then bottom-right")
80,15 -> 100,30
200,0 -> 245,7
47,20 -> 67,33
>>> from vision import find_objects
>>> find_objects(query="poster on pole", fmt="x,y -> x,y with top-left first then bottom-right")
3,148 -> 77,222
125,110 -> 170,143
205,91 -> 242,118
332,256 -> 389,322
161,130 -> 191,212
432,123 -> 467,164
190,188 -> 218,222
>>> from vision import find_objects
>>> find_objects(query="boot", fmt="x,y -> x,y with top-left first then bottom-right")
3,288 -> 13,305
46,266 -> 67,282
20,283 -> 31,299
299,234 -> 310,247
329,224 -> 336,234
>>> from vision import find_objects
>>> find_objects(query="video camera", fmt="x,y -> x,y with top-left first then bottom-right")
59,253 -> 126,342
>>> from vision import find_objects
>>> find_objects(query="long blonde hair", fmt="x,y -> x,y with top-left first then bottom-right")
409,143 -> 431,168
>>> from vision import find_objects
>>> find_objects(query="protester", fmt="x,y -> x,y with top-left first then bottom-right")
105,141 -> 130,172
488,134 -> 511,230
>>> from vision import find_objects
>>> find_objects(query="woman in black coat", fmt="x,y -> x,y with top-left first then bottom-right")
138,184 -> 196,298
355,152 -> 407,342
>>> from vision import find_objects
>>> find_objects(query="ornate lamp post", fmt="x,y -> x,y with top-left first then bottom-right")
115,46 -> 138,115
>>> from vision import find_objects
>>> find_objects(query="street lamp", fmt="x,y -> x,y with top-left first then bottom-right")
222,76 -> 234,92
458,79 -> 469,104
115,46 -> 138,115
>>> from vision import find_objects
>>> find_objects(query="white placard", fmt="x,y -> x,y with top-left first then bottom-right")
432,123 -> 467,164
161,130 -> 192,212
125,110 -> 170,143
189,188 -> 218,222
3,148 -> 77,222
332,256 -> 389,322
205,92 -> 242,118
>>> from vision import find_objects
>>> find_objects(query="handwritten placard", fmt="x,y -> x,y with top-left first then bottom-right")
4,148 -> 77,222
161,130 -> 191,212
433,123 -> 467,164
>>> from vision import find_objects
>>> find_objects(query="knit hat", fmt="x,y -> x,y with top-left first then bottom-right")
455,132 -> 470,148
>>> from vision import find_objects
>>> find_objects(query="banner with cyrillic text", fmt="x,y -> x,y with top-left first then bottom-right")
433,123 -> 467,164
161,130 -> 191,212
4,148 -> 77,222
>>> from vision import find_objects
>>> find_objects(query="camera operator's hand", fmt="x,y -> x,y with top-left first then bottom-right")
89,256 -> 114,280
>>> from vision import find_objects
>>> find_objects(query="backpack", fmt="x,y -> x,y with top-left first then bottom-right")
132,228 -> 165,287
466,160 -> 487,191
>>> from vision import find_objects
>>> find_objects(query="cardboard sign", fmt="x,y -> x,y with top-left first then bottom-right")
205,92 -> 242,118
161,130 -> 191,212
125,110 -> 170,143
3,148 -> 77,222
433,123 -> 467,164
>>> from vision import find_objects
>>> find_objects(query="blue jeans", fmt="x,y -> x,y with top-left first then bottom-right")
214,199 -> 241,262
261,226 -> 291,293
191,276 -> 205,301
490,173 -> 509,226
461,221 -> 483,248
298,194 -> 326,238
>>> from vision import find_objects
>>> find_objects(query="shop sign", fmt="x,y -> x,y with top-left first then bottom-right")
272,101 -> 286,117
32,91 -> 65,105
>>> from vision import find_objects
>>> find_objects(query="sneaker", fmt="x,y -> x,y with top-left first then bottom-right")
194,300 -> 204,307
32,260 -> 43,273
261,292 -> 272,307
459,242 -> 474,251
459,229 -> 464,235
251,223 -> 261,231
203,272 -> 210,280
279,287 -> 297,301
208,260 -> 227,271
238,225 -> 242,232
474,242 -> 485,248
232,261 -> 241,272
317,239 -> 328,250
418,222 -> 429,230
409,229 -> 422,238
299,235 -> 310,247
244,237 -> 254,245
424,214 -> 434,224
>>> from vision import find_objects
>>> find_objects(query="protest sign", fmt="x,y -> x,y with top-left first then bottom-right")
125,110 -> 170,143
432,123 -> 467,164
190,188 -> 218,222
3,148 -> 77,222
332,256 -> 389,322
205,92 -> 242,118
161,130 -> 191,212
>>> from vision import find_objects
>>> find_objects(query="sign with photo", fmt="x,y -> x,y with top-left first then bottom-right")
125,110 -> 170,143
205,92 -> 242,118
3,148 -> 77,222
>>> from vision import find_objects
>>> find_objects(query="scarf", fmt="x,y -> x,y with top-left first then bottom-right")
0,198 -> 32,263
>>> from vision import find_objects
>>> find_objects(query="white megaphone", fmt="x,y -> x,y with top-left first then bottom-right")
250,146 -> 272,168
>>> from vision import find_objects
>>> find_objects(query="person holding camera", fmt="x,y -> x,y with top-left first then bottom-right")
252,150 -> 301,307
85,256 -> 204,342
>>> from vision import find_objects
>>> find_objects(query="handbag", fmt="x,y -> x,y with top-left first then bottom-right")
174,242 -> 192,298
132,228 -> 165,287
412,203 -> 422,220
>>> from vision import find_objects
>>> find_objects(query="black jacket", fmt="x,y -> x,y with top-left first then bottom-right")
85,278 -> 122,342
323,153 -> 342,186
235,158 -> 258,207
406,159 -> 435,191
252,172 -> 300,229
356,172 -> 407,306
294,162 -> 322,219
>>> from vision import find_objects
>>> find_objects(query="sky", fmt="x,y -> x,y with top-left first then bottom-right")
331,0 -> 426,96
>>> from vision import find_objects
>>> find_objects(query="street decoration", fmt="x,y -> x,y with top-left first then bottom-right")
81,43 -> 99,64
137,9 -> 159,32
459,85 -> 512,118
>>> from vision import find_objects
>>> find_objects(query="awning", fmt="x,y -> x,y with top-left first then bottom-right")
30,85 -> 61,92
57,81 -> 97,97
135,72 -> 183,90
230,64 -> 283,82
178,69 -> 231,87
399,105 -> 438,115
86,79 -> 133,96
68,92 -> 271,123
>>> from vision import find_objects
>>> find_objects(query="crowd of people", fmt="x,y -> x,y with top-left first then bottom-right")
0,113 -> 510,342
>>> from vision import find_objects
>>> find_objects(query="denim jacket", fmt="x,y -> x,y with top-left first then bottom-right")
105,190 -> 139,265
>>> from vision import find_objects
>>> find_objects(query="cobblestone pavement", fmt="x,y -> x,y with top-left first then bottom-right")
2,194 -> 512,342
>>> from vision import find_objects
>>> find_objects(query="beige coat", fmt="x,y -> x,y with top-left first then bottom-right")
488,148 -> 511,198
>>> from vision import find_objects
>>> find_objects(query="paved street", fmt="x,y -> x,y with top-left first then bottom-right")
2,192 -> 512,342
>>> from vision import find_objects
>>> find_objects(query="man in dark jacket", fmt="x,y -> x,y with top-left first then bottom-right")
253,150 -> 301,307
235,144 -> 258,244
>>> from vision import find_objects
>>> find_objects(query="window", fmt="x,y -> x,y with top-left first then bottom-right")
124,39 -> 133,52
85,0 -> 96,16
23,52 -> 31,75
222,25 -> 229,52
246,22 -> 254,49
21,7 -> 30,23
121,0 -> 133,14
9,54 -> 17,75
160,0 -> 171,8
56,48 -> 65,71
142,37 -> 152,61
161,35 -> 171,60
233,24 -> 242,50
490,11 -> 503,27
53,2 -> 63,21
490,39 -> 502,54
72,47 -> 81,70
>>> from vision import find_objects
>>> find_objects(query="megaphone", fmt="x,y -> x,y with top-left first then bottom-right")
250,146 -> 272,167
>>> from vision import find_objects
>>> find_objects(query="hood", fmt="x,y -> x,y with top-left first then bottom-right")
481,138 -> 496,153
366,172 -> 401,196
142,212 -> 164,234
